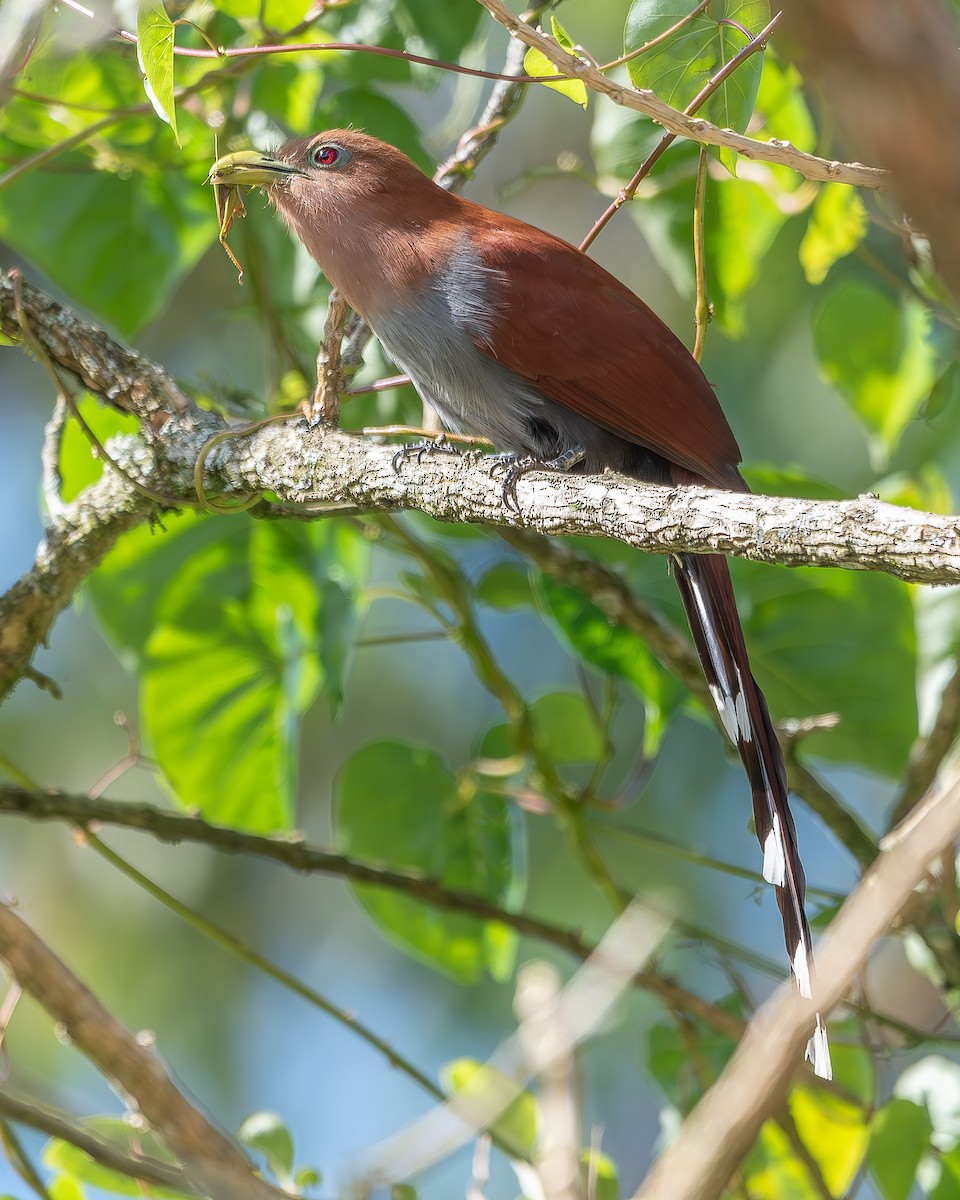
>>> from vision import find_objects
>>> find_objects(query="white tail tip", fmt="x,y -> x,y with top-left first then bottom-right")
805,1013 -> 832,1080
762,812 -> 786,887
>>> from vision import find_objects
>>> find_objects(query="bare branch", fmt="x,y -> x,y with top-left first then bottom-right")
0,784 -> 745,1041
0,903 -> 290,1200
475,0 -> 888,190
0,1091 -> 199,1196
634,767 -> 960,1200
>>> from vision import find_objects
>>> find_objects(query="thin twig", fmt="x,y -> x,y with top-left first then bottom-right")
580,11 -> 782,252
692,146 -> 710,361
478,0 -> 887,191
0,1092 -> 197,1195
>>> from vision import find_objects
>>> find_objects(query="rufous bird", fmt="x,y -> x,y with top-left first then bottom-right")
208,130 -> 831,1079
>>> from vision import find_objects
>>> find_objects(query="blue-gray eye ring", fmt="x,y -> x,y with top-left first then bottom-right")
310,143 -> 350,168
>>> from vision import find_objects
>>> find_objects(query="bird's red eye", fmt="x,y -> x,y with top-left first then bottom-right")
310,143 -> 349,168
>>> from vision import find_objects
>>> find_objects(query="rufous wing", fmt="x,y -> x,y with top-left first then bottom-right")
466,211 -> 745,491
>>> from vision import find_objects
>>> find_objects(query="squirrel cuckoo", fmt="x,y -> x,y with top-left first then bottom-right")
208,131 -> 831,1078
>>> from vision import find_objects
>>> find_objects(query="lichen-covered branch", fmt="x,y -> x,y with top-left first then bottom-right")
3,269 -> 960,707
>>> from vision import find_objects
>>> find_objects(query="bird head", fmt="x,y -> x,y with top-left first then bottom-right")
207,130 -> 440,220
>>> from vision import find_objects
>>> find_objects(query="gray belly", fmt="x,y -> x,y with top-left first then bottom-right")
372,298 -> 647,476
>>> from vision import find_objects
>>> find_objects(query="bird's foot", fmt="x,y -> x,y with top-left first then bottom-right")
489,447 -> 587,513
391,434 -> 461,473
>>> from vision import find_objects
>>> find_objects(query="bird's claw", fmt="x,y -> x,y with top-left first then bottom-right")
487,453 -> 534,513
391,435 -> 461,473
488,447 -> 587,513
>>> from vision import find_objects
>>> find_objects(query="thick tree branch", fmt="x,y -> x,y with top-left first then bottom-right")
0,466 -> 154,703
0,903 -> 290,1200
475,0 -> 888,190
4,270 -> 959,707
635,767 -> 960,1200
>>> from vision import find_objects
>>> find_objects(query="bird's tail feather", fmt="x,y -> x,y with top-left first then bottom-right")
673,552 -> 831,1080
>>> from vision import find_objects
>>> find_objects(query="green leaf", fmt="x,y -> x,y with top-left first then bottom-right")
932,1145 -> 960,1200
441,1059 -> 538,1158
752,57 -> 816,155
743,1119 -> 825,1198
624,0 -> 770,134
579,1149 -> 619,1200
336,741 -> 520,983
91,518 -> 367,831
0,162 -> 214,338
238,1112 -> 295,1185
867,1098 -> 933,1200
529,692 -> 606,764
733,555 -> 917,778
45,1136 -> 191,1198
141,529 -> 323,831
706,173 -> 788,335
314,87 -> 431,173
475,562 -> 535,610
89,510 -> 222,666
789,1087 -> 868,1195
137,0 -> 180,145
538,577 -> 685,759
896,1056 -> 960,1149
799,184 -> 869,285
824,1030 -> 876,1106
59,394 -> 139,503
644,997 -> 742,1110
392,0 -> 482,62
249,62 -> 326,134
922,360 -> 960,424
813,281 -> 936,466
524,16 -> 588,109
49,1180 -> 86,1200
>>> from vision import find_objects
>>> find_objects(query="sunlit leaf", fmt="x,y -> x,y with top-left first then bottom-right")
476,562 -> 536,610
136,0 -> 179,144
45,1137 -> 191,1198
813,281 -> 936,466
239,1112 -> 295,1185
799,184 -> 869,285
790,1087 -> 868,1194
743,1119 -> 823,1198
441,1059 -> 538,1158
625,0 -> 770,133
524,16 -> 588,109
707,174 -> 788,335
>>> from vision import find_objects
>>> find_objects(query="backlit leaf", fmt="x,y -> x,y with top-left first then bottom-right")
624,0 -> 770,133
136,0 -> 179,144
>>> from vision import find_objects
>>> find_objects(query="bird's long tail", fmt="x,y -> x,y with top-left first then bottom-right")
673,552 -> 831,1080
